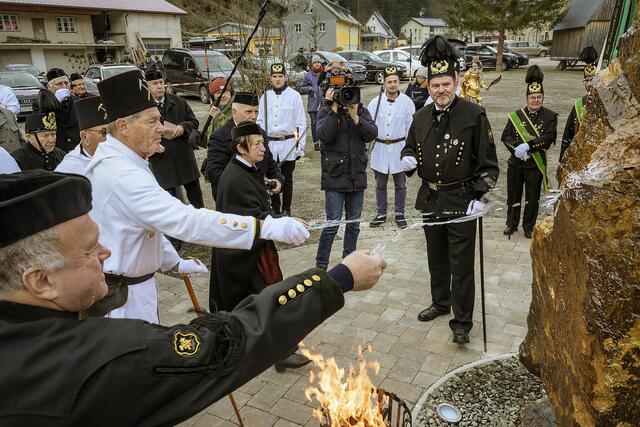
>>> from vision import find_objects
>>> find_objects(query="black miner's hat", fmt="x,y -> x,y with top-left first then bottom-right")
25,112 -> 56,133
420,36 -> 459,81
97,70 -> 158,122
75,96 -> 108,131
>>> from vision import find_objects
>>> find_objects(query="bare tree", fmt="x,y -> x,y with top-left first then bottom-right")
304,12 -> 326,51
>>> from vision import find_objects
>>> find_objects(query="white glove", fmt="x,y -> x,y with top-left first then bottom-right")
466,200 -> 487,216
55,88 -> 70,102
402,156 -> 418,172
177,259 -> 208,275
261,215 -> 310,245
294,149 -> 305,159
514,143 -> 530,161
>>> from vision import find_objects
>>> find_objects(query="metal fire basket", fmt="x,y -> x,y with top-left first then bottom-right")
320,387 -> 412,427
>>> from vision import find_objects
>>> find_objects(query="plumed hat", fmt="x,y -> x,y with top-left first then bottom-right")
419,36 -> 459,81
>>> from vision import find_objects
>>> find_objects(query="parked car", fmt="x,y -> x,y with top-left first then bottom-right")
461,44 -> 519,70
0,71 -> 44,118
162,48 -> 242,103
505,40 -> 549,57
373,49 -> 420,76
486,42 -> 529,67
83,63 -> 142,95
339,50 -> 407,84
5,64 -> 47,85
287,51 -> 367,86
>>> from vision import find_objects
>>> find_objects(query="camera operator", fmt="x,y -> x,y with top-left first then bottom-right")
314,66 -> 377,270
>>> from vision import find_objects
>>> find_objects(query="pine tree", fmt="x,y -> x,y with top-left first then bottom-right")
446,0 -> 566,71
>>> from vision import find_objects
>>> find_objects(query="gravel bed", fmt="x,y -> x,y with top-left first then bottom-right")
415,356 -> 545,427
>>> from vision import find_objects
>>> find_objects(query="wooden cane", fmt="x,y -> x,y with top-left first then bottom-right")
181,274 -> 245,426
478,218 -> 488,353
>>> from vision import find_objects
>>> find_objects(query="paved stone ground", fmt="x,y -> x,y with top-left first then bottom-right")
159,214 -> 533,426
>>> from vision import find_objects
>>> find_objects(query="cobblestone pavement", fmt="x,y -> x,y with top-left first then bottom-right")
160,216 -> 534,426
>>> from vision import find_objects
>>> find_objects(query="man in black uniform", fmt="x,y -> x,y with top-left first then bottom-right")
205,92 -> 283,200
560,46 -> 598,162
11,112 -> 65,171
502,65 -> 557,238
0,170 -> 386,426
401,36 -> 499,344
36,68 -> 81,153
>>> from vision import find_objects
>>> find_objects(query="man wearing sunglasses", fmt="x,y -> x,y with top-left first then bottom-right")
56,96 -> 108,175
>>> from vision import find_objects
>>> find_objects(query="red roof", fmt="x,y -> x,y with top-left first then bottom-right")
0,0 -> 187,14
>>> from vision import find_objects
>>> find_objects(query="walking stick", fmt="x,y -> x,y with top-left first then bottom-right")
181,274 -> 245,427
478,217 -> 487,353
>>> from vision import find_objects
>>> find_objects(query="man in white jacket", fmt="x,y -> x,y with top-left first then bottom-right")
257,63 -> 306,216
85,70 -> 309,323
56,96 -> 107,175
367,66 -> 415,228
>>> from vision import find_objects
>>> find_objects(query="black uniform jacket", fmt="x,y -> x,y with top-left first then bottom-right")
11,142 -> 64,171
36,89 -> 80,153
211,157 -> 275,310
205,118 -> 283,199
0,268 -> 344,426
401,96 -> 499,218
560,96 -> 585,162
501,106 -> 558,169
149,92 -> 200,189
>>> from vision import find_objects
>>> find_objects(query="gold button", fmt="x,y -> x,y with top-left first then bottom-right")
232,220 -> 238,226
242,223 -> 248,229
220,218 -> 227,224
461,142 -> 465,146
288,289 -> 297,298
438,180 -> 442,184
312,275 -> 321,281
436,172 -> 440,176
278,295 -> 287,305
436,145 -> 440,149
304,279 -> 313,287
435,163 -> 439,167
297,284 -> 305,292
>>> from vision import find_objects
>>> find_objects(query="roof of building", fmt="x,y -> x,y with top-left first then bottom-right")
318,0 -> 360,26
360,32 -> 395,39
369,11 -> 396,37
407,17 -> 448,28
553,0 -> 606,31
204,22 -> 280,35
0,0 -> 186,14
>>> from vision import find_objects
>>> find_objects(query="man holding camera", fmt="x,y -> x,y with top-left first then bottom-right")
257,63 -> 306,217
367,66 -> 415,229
315,66 -> 378,270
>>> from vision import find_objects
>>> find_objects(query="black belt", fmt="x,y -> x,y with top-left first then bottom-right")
424,177 -> 473,191
375,137 -> 405,144
83,272 -> 155,318
268,134 -> 295,141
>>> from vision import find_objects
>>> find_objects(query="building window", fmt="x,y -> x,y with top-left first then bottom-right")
319,23 -> 325,33
56,16 -> 77,33
294,24 -> 302,33
0,14 -> 19,31
143,38 -> 171,56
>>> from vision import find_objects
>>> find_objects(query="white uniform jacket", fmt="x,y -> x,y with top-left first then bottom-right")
55,144 -> 91,175
257,86 -> 306,162
367,92 -> 415,174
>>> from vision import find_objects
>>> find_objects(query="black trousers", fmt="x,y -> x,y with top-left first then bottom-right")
506,164 -> 543,232
167,179 -> 205,209
271,160 -> 295,214
423,219 -> 477,332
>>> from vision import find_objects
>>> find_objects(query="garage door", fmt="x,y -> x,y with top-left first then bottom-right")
0,49 -> 31,69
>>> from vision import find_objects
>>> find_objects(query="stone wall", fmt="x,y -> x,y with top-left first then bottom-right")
519,16 -> 640,427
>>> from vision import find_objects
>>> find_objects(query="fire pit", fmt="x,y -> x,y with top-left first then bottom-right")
302,345 -> 412,427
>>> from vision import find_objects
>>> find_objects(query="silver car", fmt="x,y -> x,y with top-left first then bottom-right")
0,71 -> 44,118
83,64 -> 144,95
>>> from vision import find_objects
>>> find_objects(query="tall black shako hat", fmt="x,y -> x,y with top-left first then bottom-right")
525,65 -> 544,95
25,112 -> 56,133
579,46 -> 599,79
97,70 -> 158,122
234,91 -> 259,106
270,63 -> 286,75
0,171 -> 92,248
420,36 -> 459,81
75,96 -> 108,131
231,121 -> 261,140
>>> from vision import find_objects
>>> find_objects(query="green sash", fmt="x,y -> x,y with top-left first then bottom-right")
575,97 -> 586,129
508,109 -> 549,193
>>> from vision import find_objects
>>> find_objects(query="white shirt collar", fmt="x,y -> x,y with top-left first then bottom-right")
235,154 -> 255,168
103,134 -> 150,168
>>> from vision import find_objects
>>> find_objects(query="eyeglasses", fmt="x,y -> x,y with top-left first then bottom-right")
86,129 -> 108,137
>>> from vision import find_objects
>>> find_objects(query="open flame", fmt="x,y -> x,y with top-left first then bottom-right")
302,344 -> 387,426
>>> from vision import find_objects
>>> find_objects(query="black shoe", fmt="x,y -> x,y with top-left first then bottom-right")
274,353 -> 311,372
282,209 -> 290,217
503,226 -> 517,235
452,329 -> 470,344
524,230 -> 532,239
417,305 -> 450,322
313,141 -> 320,151
369,215 -> 386,227
395,214 -> 407,229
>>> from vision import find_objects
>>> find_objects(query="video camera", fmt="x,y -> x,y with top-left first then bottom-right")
323,73 -> 360,106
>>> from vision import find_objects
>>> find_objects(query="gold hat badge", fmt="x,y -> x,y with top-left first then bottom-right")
272,64 -> 284,73
528,82 -> 542,93
584,64 -> 597,78
385,66 -> 397,75
42,112 -> 56,130
430,60 -> 449,75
